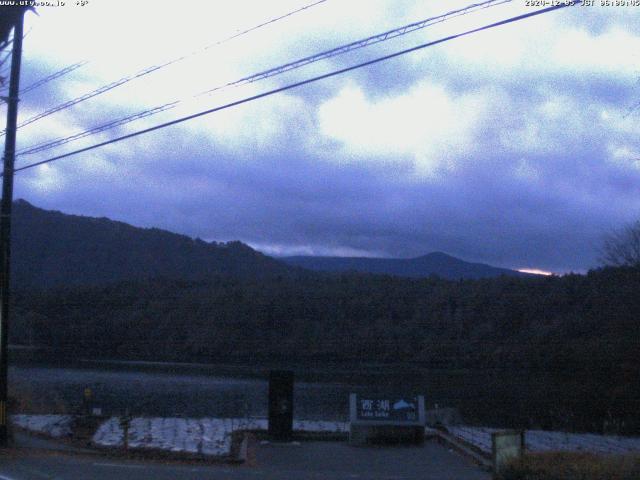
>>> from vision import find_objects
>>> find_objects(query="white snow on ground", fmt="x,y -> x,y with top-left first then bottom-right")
15,414 -> 638,459
92,417 -> 348,457
448,426 -> 640,456
91,416 -> 123,447
10,414 -> 74,438
17,413 -> 637,459
294,420 -> 349,433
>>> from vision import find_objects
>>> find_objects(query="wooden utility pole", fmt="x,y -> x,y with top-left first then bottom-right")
0,8 -> 25,447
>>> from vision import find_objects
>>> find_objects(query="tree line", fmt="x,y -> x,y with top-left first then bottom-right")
10,264 -> 640,434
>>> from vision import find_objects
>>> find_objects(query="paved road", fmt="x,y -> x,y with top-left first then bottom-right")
256,441 -> 490,480
0,438 -> 490,479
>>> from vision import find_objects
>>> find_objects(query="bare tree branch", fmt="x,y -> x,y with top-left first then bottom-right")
600,220 -> 640,267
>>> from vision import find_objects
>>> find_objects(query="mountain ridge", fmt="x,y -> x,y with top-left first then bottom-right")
282,251 -> 534,279
11,199 -> 534,288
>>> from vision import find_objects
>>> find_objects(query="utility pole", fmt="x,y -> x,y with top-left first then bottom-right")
0,9 -> 25,447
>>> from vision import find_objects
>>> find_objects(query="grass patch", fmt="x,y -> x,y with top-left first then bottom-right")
497,451 -> 640,480
8,383 -> 69,414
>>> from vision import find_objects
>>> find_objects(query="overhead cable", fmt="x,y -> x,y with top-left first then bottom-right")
17,0 -> 511,156
1,0 -> 328,135
11,1 -> 580,175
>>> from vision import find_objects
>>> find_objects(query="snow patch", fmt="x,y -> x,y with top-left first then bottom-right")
92,416 -> 348,457
92,416 -> 124,447
294,419 -> 348,433
448,426 -> 640,456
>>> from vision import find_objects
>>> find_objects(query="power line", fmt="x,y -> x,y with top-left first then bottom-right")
0,51 -> 10,72
0,27 -> 33,93
201,0 -> 327,52
197,0 -> 513,98
0,33 -> 14,77
0,0 -> 328,136
6,1 -> 328,97
10,1 -> 580,175
16,0 -> 512,157
0,31 -> 14,55
19,60 -> 89,95
9,60 -> 190,131
16,101 -> 179,156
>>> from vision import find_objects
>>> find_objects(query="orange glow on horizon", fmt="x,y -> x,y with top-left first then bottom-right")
518,268 -> 554,276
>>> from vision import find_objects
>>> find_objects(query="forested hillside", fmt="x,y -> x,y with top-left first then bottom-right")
11,199 -> 292,288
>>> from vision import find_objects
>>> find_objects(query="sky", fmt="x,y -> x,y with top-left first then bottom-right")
2,0 -> 640,274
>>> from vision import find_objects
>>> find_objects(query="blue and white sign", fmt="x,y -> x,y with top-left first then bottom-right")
350,394 -> 425,425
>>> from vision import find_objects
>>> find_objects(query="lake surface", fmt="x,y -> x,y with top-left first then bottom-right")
8,363 -> 406,420
7,361 -> 577,429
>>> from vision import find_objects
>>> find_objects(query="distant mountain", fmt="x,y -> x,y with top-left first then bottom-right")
11,199 -> 292,288
282,251 -> 533,280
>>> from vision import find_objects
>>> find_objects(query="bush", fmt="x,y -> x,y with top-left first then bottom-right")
8,384 -> 69,414
497,452 -> 640,480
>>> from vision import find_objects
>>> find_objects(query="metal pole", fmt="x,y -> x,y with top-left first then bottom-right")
0,10 -> 24,447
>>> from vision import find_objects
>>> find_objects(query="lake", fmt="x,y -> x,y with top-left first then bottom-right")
8,361 -> 420,420
8,360 -> 585,430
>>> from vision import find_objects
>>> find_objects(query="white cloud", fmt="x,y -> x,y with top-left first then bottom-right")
22,163 -> 67,194
249,241 -> 385,258
513,158 -> 540,182
607,144 -> 640,171
317,81 -> 491,177
552,27 -> 640,76
186,89 -> 314,154
414,7 -> 640,82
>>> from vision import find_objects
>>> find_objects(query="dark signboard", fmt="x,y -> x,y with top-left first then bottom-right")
268,370 -> 294,441
355,396 -> 420,422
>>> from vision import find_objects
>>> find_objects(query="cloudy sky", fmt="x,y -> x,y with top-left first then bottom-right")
3,0 -> 640,274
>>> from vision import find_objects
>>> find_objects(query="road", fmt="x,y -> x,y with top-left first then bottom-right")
0,437 -> 490,479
